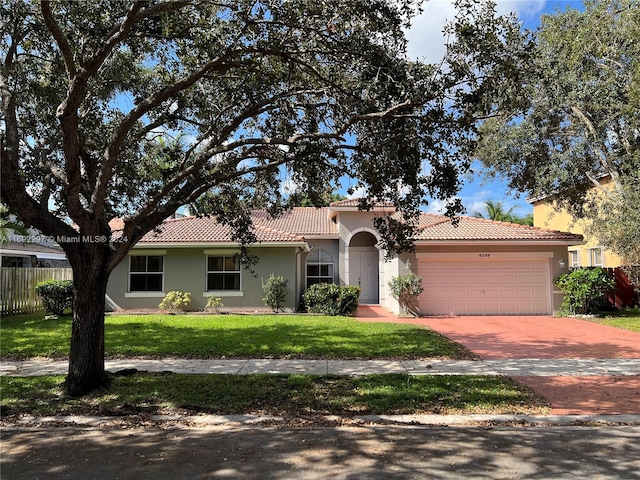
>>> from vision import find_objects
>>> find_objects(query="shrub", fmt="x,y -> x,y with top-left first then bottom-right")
262,274 -> 288,312
35,279 -> 74,316
555,268 -> 615,315
205,296 -> 224,313
303,283 -> 361,316
388,273 -> 424,316
159,291 -> 192,313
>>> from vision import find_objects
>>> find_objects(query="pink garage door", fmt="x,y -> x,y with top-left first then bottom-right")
418,258 -> 552,315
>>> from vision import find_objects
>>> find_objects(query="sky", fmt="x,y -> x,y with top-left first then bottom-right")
399,0 -> 584,217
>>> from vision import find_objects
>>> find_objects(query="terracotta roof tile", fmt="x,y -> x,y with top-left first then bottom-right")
138,208 -> 336,244
131,207 -> 582,245
252,208 -> 337,237
413,215 -> 583,242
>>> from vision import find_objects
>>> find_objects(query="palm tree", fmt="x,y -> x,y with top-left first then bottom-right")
473,200 -> 516,221
472,200 -> 533,225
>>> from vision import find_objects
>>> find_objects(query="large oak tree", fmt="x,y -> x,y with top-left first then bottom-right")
475,0 -> 640,278
1,0 -> 530,395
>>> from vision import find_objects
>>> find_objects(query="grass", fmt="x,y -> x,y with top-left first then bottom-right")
0,313 -> 473,360
591,307 -> 640,332
0,373 -> 549,417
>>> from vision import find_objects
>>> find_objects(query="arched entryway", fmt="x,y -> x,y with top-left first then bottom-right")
347,231 -> 379,304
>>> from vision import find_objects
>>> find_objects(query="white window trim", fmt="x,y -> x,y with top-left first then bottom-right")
125,291 -> 165,298
128,253 -> 165,294
569,250 -> 580,268
589,247 -> 604,267
306,249 -> 335,287
202,291 -> 244,297
205,254 -> 242,293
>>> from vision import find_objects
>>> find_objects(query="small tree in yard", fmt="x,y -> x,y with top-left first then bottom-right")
1,1 -> 532,395
262,274 -> 288,313
555,268 -> 615,316
388,273 -> 423,316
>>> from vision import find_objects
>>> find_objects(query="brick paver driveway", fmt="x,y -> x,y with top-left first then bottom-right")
357,307 -> 640,415
420,315 -> 640,360
421,315 -> 640,415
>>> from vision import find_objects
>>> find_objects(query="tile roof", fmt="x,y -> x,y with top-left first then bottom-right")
413,215 -> 583,242
0,241 -> 66,255
132,207 -> 582,244
138,208 -> 336,244
251,208 -> 337,237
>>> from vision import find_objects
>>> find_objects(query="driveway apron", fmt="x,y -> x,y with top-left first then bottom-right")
356,307 -> 640,415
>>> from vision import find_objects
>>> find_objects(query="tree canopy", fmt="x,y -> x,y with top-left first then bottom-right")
1,0 -> 531,394
475,0 -> 639,268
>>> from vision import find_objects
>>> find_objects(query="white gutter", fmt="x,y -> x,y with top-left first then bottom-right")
130,241 -> 310,249
413,239 -> 586,246
0,248 -> 67,260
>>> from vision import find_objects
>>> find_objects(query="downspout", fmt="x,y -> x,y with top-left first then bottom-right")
295,244 -> 311,311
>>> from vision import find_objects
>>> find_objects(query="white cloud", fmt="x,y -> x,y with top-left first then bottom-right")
404,0 -> 547,62
467,200 -> 489,216
347,186 -> 368,199
424,198 -> 450,214
405,1 -> 457,63
280,176 -> 298,196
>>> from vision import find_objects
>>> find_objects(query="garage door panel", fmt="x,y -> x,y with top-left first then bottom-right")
418,258 -> 551,315
483,274 -> 499,285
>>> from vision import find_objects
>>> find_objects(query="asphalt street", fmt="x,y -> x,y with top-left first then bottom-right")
3,424 -> 640,479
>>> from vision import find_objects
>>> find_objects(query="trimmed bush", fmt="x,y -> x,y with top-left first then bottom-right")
262,274 -> 288,312
303,283 -> 361,316
388,273 -> 424,316
205,296 -> 224,313
159,291 -> 192,314
34,280 -> 74,316
555,267 -> 615,315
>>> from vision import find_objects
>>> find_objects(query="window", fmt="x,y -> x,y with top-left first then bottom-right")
569,250 -> 580,268
2,256 -> 25,267
306,249 -> 334,288
207,255 -> 241,291
129,255 -> 163,292
590,247 -> 604,267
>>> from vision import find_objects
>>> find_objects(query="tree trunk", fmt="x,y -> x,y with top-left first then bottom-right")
64,246 -> 111,396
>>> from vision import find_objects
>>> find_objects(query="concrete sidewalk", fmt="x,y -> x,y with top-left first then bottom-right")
2,357 -> 640,377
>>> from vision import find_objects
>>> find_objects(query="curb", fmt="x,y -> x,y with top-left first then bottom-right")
4,414 -> 640,428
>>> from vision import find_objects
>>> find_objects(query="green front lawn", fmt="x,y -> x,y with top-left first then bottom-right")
1,373 -> 549,417
592,307 -> 640,332
0,313 -> 473,360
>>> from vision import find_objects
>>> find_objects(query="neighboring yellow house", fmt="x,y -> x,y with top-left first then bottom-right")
529,176 -> 623,269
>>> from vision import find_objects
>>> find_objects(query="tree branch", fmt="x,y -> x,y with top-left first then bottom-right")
40,1 -> 76,78
92,51 -> 239,215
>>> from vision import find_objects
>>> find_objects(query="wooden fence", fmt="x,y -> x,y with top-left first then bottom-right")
1,267 -> 73,316
604,267 -> 638,309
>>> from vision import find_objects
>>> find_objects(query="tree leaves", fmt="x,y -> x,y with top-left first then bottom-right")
474,0 -> 639,267
2,0 -> 531,266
